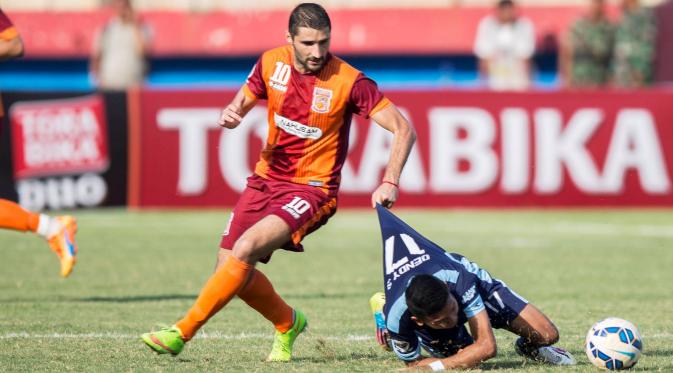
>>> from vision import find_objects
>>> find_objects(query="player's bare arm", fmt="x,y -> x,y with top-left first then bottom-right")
131,17 -> 149,56
558,31 -> 574,88
218,87 -> 258,129
89,30 -> 103,83
0,34 -> 23,60
406,311 -> 497,371
370,104 -> 416,208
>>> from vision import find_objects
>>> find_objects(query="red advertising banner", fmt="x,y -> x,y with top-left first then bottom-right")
10,6 -> 607,57
130,89 -> 673,208
10,95 -> 110,179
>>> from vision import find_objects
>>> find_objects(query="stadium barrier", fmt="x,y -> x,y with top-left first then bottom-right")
127,88 -> 673,208
2,88 -> 672,209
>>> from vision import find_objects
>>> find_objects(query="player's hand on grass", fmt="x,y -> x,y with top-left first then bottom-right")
372,181 -> 398,209
218,103 -> 243,129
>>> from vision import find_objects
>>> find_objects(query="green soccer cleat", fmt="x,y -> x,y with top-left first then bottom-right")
141,325 -> 185,355
266,309 -> 308,362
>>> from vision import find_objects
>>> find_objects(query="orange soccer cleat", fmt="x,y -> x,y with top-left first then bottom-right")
47,216 -> 78,277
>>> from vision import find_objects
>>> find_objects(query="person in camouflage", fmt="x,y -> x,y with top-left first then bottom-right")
611,0 -> 657,87
563,0 -> 614,87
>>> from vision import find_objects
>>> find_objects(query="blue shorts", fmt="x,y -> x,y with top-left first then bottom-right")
416,283 -> 528,357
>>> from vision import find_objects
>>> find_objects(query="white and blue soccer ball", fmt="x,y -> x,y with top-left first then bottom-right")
585,317 -> 643,370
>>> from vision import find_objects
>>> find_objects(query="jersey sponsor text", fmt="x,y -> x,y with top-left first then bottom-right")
274,113 -> 323,139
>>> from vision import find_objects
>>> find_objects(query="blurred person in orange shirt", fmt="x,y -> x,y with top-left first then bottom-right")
474,0 -> 536,91
0,9 -> 23,60
90,0 -> 151,90
0,9 -> 79,278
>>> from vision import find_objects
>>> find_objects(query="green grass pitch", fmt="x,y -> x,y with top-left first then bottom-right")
1,208 -> 672,372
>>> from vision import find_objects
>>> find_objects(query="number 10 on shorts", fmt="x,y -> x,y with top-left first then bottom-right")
282,196 -> 311,219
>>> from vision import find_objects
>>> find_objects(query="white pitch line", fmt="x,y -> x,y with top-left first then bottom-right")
2,332 -> 671,340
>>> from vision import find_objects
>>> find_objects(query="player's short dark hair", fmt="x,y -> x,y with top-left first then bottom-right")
405,274 -> 450,319
497,0 -> 514,8
288,3 -> 331,36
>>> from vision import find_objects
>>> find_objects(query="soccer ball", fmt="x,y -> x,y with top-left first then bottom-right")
585,317 -> 643,370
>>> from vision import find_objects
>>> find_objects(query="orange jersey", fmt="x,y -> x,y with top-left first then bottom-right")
0,9 -> 20,118
0,9 -> 18,42
244,45 -> 390,194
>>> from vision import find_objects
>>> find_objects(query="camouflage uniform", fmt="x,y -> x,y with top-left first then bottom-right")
570,17 -> 615,86
611,7 -> 657,87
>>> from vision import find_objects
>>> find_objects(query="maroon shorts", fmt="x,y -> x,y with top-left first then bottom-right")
219,174 -> 337,263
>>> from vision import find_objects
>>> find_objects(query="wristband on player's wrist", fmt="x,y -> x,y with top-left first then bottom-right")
429,360 -> 445,371
382,180 -> 399,188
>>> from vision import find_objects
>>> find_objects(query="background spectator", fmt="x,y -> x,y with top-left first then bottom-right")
473,0 -> 535,91
611,0 -> 656,88
90,0 -> 151,90
654,0 -> 673,83
561,0 -> 614,88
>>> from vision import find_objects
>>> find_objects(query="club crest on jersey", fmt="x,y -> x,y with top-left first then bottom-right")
312,87 -> 333,113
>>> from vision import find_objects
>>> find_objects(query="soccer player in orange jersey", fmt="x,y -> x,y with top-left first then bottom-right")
141,3 -> 416,360
0,9 -> 78,278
